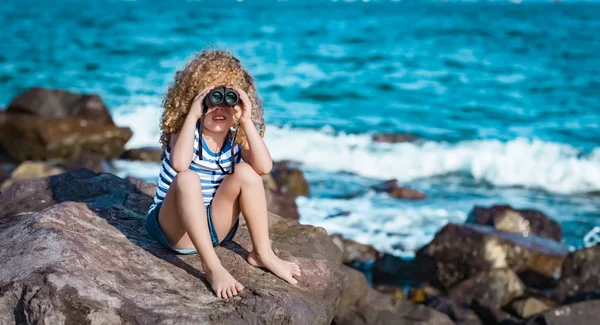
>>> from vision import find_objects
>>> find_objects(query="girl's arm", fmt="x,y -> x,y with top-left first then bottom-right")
169,87 -> 213,172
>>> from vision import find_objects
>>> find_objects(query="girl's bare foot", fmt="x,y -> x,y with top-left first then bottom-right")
247,250 -> 301,285
205,264 -> 245,299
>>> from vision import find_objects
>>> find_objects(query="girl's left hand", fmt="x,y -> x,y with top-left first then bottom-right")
232,87 -> 252,125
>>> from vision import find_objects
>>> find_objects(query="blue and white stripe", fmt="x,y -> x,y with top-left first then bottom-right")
149,127 -> 243,213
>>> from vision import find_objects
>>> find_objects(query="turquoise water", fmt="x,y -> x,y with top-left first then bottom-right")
1,0 -> 599,256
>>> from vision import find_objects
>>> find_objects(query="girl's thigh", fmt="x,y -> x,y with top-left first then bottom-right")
210,172 -> 243,242
157,175 -> 198,250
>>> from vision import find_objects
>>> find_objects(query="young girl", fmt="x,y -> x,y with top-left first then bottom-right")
145,50 -> 301,299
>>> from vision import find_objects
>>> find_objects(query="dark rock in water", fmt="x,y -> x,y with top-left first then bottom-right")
467,205 -> 561,242
448,268 -> 525,309
373,253 -> 421,287
333,266 -> 455,325
0,112 -> 132,162
525,300 -> 600,325
555,244 -> 600,303
372,133 -> 418,143
121,147 -> 163,162
270,160 -> 310,197
372,179 -> 426,200
416,223 -> 569,291
330,234 -> 380,265
508,297 -> 554,318
0,170 -> 345,324
6,87 -> 114,126
425,296 -> 482,325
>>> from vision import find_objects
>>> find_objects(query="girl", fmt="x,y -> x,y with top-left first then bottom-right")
145,50 -> 301,299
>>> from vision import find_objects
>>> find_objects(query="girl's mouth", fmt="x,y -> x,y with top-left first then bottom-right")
212,115 -> 227,123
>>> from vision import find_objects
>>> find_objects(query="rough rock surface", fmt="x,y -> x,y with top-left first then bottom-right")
0,169 -> 346,324
555,244 -> 600,303
0,160 -> 65,190
448,268 -> 525,309
270,161 -> 310,197
263,173 -> 300,221
330,234 -> 380,265
415,223 -> 569,290
467,205 -> 562,242
333,266 -> 455,325
525,300 -> 600,325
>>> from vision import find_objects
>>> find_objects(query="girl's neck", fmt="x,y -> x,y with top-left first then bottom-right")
202,128 -> 229,150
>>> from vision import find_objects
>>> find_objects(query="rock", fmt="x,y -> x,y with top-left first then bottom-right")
525,300 -> 600,325
0,169 -> 346,324
0,112 -> 132,162
121,147 -> 163,162
330,234 -> 380,266
409,285 -> 443,304
508,297 -> 553,318
56,154 -> 107,173
270,160 -> 310,197
333,266 -> 455,325
373,253 -> 421,287
372,179 -> 426,200
448,268 -> 525,309
469,300 -> 521,325
373,284 -> 405,301
265,184 -> 300,221
372,133 -> 418,143
0,160 -> 65,190
126,176 -> 158,198
416,223 -> 569,291
6,87 -> 114,126
467,205 -> 561,242
425,297 -> 483,325
555,244 -> 600,303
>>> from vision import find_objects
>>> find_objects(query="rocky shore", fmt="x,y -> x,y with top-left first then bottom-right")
0,88 -> 598,324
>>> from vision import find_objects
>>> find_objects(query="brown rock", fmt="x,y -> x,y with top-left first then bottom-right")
415,223 -> 569,290
0,169 -> 346,324
0,112 -> 132,162
425,297 -> 483,325
525,300 -> 600,325
555,244 -> 600,303
449,268 -> 525,309
372,133 -> 418,143
469,300 -> 521,325
126,176 -> 158,198
467,205 -> 562,241
330,234 -> 380,265
334,266 -> 455,325
265,186 -> 300,221
409,285 -> 443,304
270,160 -> 310,197
6,87 -> 114,126
121,147 -> 163,162
0,160 -> 65,190
508,297 -> 553,318
372,179 -> 426,200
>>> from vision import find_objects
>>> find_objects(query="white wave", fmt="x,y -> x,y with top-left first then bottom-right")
264,125 -> 600,195
112,104 -> 163,149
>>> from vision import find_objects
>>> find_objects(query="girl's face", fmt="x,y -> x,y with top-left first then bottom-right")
203,105 -> 235,134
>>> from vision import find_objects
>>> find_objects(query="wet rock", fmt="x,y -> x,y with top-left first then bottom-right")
6,87 -> 114,126
0,160 -> 65,190
0,169 -> 346,324
467,205 -> 561,241
121,147 -> 163,162
270,160 -> 310,197
372,179 -> 426,200
416,223 -> 569,290
448,268 -> 525,309
373,253 -> 421,287
508,297 -> 553,318
333,266 -> 455,325
425,296 -> 482,325
555,244 -> 600,303
525,300 -> 600,325
0,112 -> 132,162
372,133 -> 418,143
330,234 -> 380,265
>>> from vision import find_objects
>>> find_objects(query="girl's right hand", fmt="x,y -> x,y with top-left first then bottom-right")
189,85 -> 215,119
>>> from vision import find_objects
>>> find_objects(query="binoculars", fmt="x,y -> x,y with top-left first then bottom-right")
204,86 -> 239,109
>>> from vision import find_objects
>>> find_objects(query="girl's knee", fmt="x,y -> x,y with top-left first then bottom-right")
234,162 -> 262,185
174,170 -> 200,190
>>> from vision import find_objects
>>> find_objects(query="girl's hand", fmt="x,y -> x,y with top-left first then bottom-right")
232,87 -> 253,125
189,85 -> 215,119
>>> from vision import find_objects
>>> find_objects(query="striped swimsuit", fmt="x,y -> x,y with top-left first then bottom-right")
149,126 -> 243,214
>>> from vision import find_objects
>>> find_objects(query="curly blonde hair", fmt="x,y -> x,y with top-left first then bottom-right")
159,49 -> 265,151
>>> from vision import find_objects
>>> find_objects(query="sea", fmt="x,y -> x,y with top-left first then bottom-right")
1,0 -> 599,257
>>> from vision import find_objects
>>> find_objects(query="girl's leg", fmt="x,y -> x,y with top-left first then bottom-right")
158,169 -> 244,299
211,162 -> 301,285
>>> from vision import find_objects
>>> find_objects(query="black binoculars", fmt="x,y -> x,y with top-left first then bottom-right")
204,86 -> 239,109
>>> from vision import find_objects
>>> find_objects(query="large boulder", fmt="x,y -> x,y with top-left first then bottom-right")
270,161 -> 310,198
0,112 -> 132,162
6,87 -> 114,126
526,300 -> 600,325
0,169 -> 346,324
0,160 -> 65,190
330,234 -> 380,266
555,244 -> 600,303
448,268 -> 525,309
467,205 -> 561,242
416,223 -> 569,291
120,147 -> 163,162
263,173 -> 300,221
333,266 -> 455,325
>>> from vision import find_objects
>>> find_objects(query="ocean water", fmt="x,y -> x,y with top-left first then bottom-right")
2,0 -> 599,257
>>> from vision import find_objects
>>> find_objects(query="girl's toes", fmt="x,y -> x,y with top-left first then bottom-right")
226,287 -> 233,298
292,269 -> 301,277
235,282 -> 245,292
